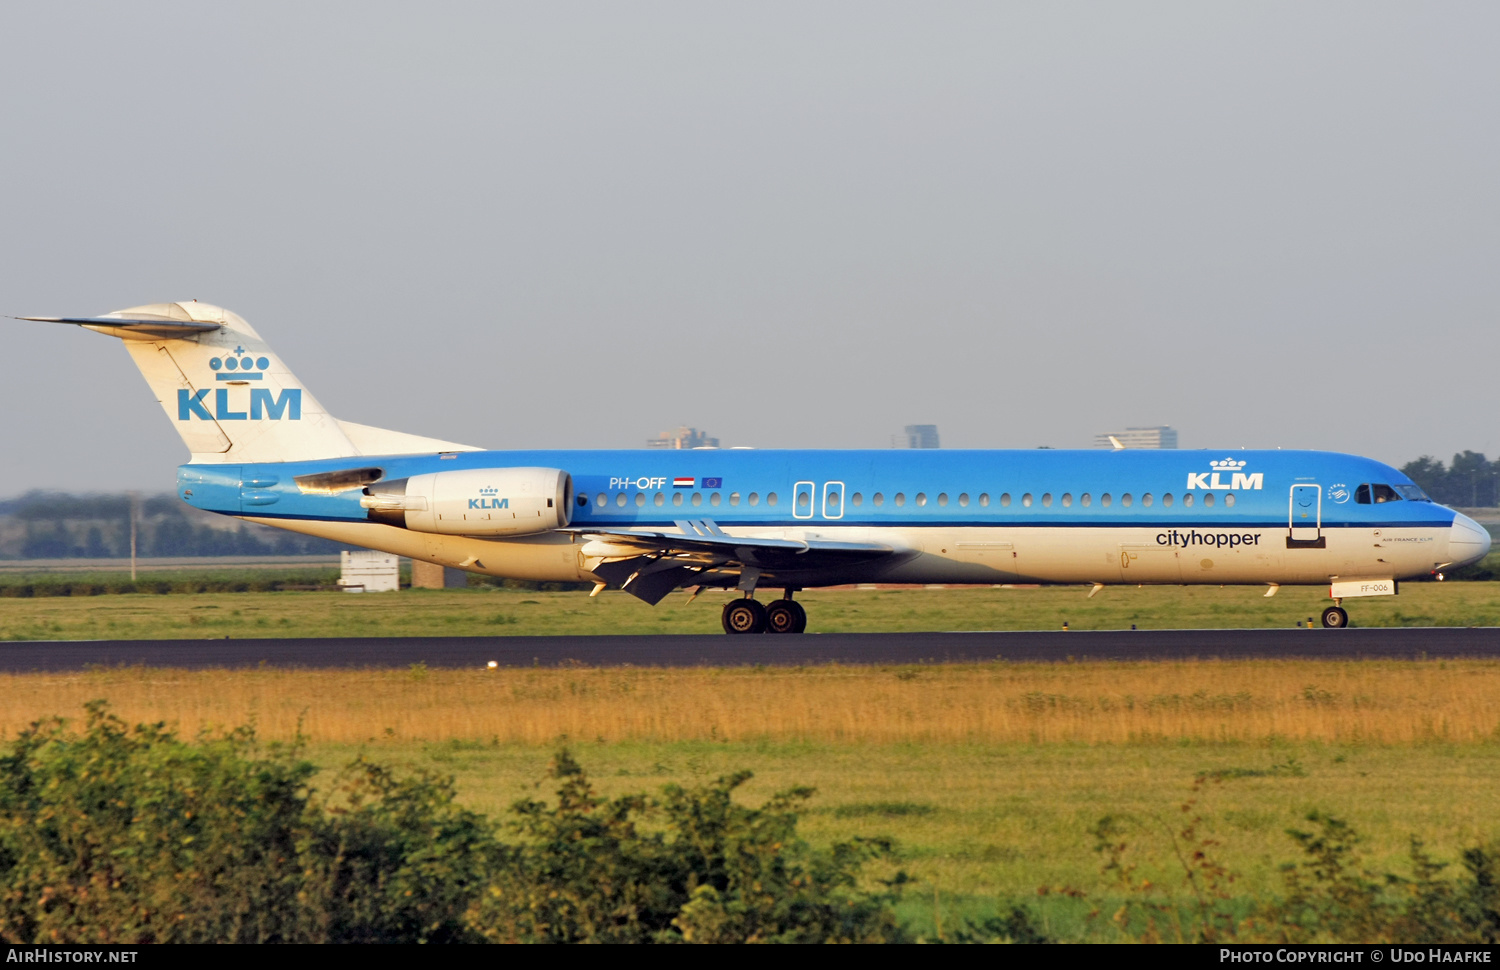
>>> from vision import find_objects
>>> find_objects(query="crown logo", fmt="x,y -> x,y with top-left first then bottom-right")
210,346 -> 271,380
1209,458 -> 1247,470
479,486 -> 499,496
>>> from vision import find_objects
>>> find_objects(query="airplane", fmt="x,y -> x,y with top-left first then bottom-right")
13,301 -> 1492,633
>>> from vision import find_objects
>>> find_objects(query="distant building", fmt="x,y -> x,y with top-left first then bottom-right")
1093,426 -> 1178,449
892,425 -> 940,449
647,426 -> 719,450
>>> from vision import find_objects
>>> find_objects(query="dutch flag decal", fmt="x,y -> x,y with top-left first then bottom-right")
673,477 -> 694,488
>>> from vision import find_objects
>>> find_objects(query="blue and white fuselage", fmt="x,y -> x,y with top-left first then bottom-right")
16,301 -> 1491,633
177,446 -> 1486,592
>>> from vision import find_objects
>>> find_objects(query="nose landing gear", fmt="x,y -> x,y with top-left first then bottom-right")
721,592 -> 807,635
1321,606 -> 1349,628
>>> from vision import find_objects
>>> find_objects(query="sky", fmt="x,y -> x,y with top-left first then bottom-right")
2,2 -> 1497,495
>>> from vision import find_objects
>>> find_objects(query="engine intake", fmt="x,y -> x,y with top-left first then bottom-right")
361,467 -> 572,536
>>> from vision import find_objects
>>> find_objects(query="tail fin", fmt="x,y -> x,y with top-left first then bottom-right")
17,301 -> 478,463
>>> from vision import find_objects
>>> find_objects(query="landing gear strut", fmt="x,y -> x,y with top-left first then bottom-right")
721,591 -> 807,635
1321,606 -> 1349,628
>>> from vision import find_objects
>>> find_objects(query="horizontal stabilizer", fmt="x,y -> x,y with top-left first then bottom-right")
13,315 -> 221,339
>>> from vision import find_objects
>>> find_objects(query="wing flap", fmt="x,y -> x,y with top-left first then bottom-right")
563,520 -> 895,601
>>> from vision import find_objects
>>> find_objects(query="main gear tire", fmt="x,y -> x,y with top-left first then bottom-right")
765,599 -> 808,634
722,599 -> 768,634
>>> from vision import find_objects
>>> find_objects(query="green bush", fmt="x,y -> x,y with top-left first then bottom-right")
466,750 -> 908,943
0,702 -> 494,943
0,706 -> 908,944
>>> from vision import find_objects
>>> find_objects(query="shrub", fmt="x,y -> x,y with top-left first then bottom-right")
0,702 -> 495,943
466,750 -> 908,943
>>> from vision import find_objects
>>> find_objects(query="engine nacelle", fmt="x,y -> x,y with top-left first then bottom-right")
360,467 -> 572,537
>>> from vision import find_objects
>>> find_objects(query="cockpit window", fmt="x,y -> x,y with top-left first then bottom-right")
1371,484 -> 1402,503
1395,484 -> 1431,502
1355,484 -> 1371,504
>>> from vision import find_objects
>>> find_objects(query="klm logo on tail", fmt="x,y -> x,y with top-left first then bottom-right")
178,388 -> 301,421
176,347 -> 302,421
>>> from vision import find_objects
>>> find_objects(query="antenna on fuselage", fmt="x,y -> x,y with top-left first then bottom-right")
1108,435 -> 1125,451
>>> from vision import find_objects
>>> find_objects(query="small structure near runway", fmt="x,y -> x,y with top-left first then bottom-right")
338,551 -> 399,592
411,561 -> 468,589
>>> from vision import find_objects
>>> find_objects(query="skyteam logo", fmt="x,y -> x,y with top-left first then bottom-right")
178,347 -> 301,421
470,486 -> 509,510
1186,457 -> 1263,491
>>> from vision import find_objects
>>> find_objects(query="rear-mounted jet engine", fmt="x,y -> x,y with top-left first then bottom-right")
360,468 -> 572,537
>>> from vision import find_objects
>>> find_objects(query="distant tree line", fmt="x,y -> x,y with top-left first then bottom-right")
0,491 -> 343,560
1401,452 -> 1500,508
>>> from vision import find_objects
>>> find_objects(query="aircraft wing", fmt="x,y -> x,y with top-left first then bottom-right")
560,518 -> 895,604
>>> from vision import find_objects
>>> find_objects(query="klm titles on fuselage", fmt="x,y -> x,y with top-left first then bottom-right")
1186,459 -> 1262,491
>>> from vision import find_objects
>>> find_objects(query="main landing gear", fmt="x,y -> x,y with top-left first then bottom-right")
722,593 -> 807,635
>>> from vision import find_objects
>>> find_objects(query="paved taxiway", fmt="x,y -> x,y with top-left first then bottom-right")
0,628 -> 1497,671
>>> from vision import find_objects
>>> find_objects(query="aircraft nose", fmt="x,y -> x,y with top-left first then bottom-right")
1447,512 -> 1492,569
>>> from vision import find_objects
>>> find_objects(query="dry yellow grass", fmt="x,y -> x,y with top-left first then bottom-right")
8,658 -> 1499,745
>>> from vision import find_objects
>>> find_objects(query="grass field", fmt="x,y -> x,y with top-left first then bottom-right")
6,660 -> 1498,940
2,580 -> 1500,640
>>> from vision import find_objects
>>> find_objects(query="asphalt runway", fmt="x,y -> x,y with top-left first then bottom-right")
0,628 -> 1498,671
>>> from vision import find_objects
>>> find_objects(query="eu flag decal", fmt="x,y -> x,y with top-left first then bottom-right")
702,477 -> 723,489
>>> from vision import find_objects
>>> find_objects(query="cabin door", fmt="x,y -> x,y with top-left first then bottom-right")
1288,484 -> 1325,548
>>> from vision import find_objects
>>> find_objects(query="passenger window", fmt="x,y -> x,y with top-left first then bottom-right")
729,492 -> 740,506
1161,493 -> 1173,508
1182,493 -> 1193,508
672,493 -> 684,506
749,492 -> 759,506
1101,493 -> 1111,507
1203,493 -> 1215,508
1355,484 -> 1371,504
1224,493 -> 1235,507
596,493 -> 608,507
710,493 -> 721,506
958,493 -> 969,507
938,493 -> 949,507
915,493 -> 927,507
1022,493 -> 1033,507
1042,493 -> 1052,507
851,492 -> 862,506
1141,493 -> 1153,507
797,492 -> 810,509
1081,493 -> 1091,507
635,492 -> 645,506
980,493 -> 991,507
577,494 -> 589,507
1061,493 -> 1072,507
616,493 -> 628,507
827,491 -> 840,507
767,492 -> 778,506
1372,484 -> 1402,503
691,493 -> 703,506
873,492 -> 884,507
895,493 -> 906,507
998,493 -> 1009,507
1121,494 -> 1132,507
654,492 -> 665,506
